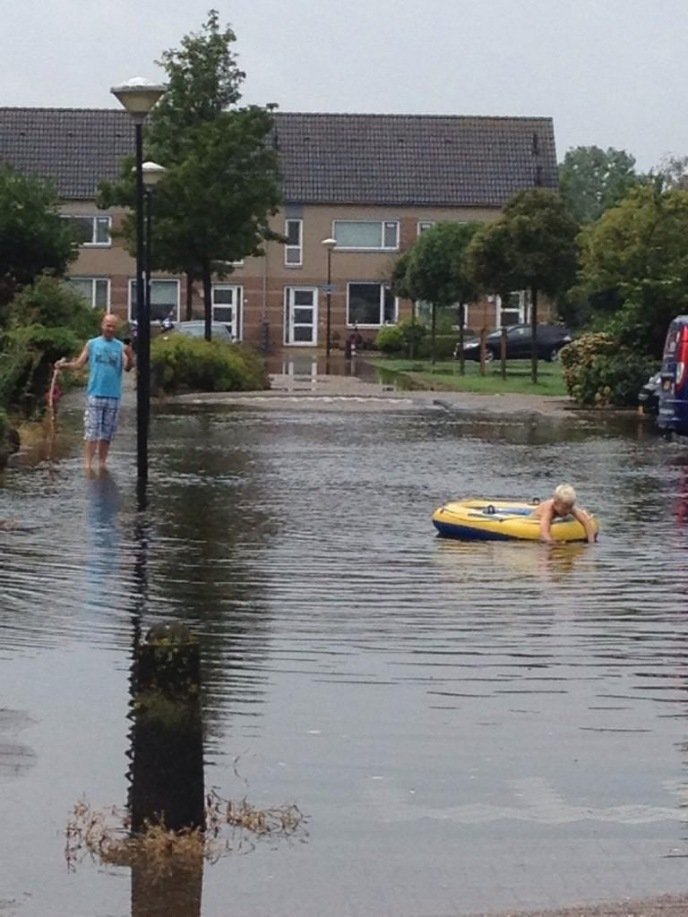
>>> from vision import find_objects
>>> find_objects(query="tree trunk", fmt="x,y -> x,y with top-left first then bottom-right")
185,273 -> 194,321
202,267 -> 212,341
431,303 -> 437,366
530,286 -> 539,384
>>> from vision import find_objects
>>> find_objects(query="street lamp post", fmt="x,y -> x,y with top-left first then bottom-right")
321,237 -> 337,359
111,78 -> 165,483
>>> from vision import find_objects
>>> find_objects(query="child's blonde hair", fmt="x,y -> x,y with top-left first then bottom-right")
553,483 -> 576,506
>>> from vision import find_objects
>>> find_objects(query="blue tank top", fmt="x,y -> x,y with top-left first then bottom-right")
87,336 -> 125,398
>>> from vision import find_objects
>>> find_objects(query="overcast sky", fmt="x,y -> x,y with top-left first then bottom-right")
5,0 -> 687,171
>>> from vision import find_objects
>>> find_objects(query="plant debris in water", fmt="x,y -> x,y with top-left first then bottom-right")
65,790 -> 307,875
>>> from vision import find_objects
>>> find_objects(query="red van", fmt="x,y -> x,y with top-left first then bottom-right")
657,316 -> 688,435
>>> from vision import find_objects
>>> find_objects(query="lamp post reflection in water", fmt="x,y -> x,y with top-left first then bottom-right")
127,520 -> 204,916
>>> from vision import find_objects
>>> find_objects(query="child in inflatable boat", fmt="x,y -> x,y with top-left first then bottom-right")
532,483 -> 597,544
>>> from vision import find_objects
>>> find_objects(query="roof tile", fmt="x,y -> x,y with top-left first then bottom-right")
0,108 -> 558,206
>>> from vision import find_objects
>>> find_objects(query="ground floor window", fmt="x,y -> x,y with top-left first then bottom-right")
212,284 -> 242,340
128,279 -> 180,323
67,277 -> 110,310
347,283 -> 396,327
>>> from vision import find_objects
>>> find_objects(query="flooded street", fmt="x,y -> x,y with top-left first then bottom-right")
2,378 -> 688,916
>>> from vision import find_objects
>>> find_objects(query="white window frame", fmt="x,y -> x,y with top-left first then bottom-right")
284,219 -> 303,266
128,278 -> 180,323
333,220 -> 399,251
66,277 -> 110,310
63,214 -> 112,247
496,291 -> 527,327
347,282 -> 397,328
211,283 -> 242,340
417,220 -> 435,235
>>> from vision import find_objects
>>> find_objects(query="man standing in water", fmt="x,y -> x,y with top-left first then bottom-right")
58,313 -> 134,471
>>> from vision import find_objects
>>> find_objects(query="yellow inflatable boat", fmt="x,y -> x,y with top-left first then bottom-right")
432,498 -> 599,542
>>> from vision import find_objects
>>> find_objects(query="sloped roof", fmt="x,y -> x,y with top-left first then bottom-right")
0,107 -> 558,206
0,108 -> 132,199
272,112 -> 558,207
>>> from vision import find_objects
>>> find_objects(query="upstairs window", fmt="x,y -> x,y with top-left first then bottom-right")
418,220 -> 435,235
333,220 -> 399,250
63,215 -> 111,246
284,219 -> 303,266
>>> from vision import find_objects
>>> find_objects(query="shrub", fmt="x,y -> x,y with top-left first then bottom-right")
0,322 -> 84,416
417,333 -> 458,360
0,276 -> 101,416
375,324 -> 406,354
6,275 -> 101,341
150,334 -> 270,395
560,331 -> 656,406
375,319 -> 428,356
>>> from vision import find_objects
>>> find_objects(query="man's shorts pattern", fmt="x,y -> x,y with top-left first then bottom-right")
84,396 -> 120,442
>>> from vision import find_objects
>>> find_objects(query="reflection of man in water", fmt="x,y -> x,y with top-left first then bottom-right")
57,314 -> 134,472
84,469 -> 124,626
87,469 -> 122,554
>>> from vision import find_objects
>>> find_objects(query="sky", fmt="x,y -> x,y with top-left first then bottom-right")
5,0 -> 688,171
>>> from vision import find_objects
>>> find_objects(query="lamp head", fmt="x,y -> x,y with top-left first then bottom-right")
142,161 -> 166,188
111,77 -> 166,122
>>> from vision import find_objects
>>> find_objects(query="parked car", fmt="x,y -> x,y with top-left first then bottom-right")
637,371 -> 661,415
455,323 -> 573,362
657,315 -> 688,435
162,321 -> 234,342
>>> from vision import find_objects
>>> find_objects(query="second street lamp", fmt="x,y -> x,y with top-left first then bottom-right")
321,237 -> 337,360
142,161 -> 166,332
110,77 -> 165,484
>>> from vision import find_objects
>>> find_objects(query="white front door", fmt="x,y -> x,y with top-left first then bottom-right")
285,287 -> 318,345
212,284 -> 242,339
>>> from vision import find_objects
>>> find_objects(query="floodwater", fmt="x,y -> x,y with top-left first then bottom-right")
2,377 -> 688,917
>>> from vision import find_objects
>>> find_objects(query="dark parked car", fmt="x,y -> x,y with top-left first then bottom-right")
637,371 -> 661,415
455,323 -> 573,362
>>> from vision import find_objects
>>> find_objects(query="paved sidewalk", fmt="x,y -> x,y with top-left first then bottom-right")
171,370 -> 579,419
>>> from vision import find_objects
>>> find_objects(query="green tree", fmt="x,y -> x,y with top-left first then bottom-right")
396,221 -> 481,366
467,189 -> 579,382
99,11 -> 282,339
653,154 -> 688,190
558,146 -> 641,223
0,165 -> 78,316
578,182 -> 688,356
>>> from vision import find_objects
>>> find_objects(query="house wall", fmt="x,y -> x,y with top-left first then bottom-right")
67,201 -> 554,351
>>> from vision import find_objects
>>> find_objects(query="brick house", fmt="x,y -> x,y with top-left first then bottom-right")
0,108 -> 559,352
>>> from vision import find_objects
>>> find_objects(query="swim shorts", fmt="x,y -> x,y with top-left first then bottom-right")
84,396 -> 120,442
